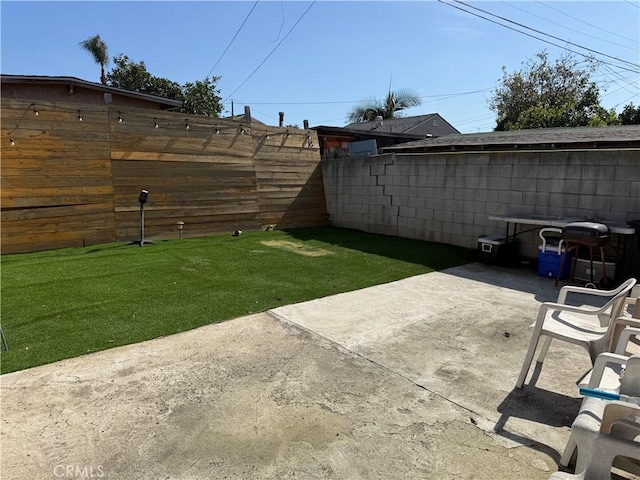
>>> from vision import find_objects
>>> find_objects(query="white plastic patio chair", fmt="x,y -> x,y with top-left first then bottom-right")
559,339 -> 640,474
515,278 -> 637,389
622,285 -> 640,318
577,325 -> 640,392
548,402 -> 640,480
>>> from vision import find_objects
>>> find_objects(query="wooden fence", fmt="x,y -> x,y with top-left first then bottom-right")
1,99 -> 327,254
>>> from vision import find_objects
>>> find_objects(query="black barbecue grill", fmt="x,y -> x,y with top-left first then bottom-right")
556,222 -> 612,286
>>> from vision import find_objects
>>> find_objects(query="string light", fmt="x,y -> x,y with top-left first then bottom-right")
8,103 -> 306,143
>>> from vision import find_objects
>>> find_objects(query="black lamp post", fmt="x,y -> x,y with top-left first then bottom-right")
138,189 -> 148,247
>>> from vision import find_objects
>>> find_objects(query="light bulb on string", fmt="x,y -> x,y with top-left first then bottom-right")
33,107 -> 39,116
185,120 -> 190,130
215,126 -> 220,134
77,110 -> 83,122
154,119 -> 159,129
118,112 -> 123,123
10,136 -> 16,147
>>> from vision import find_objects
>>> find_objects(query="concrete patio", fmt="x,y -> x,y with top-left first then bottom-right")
1,263 -> 599,479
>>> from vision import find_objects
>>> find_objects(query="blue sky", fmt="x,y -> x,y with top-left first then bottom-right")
2,1 -> 639,133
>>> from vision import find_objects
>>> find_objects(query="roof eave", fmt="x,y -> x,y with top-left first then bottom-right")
0,74 -> 183,108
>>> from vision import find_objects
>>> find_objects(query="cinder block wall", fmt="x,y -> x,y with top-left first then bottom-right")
322,150 -> 640,259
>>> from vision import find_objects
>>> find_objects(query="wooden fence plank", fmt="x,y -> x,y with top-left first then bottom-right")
1,99 -> 327,253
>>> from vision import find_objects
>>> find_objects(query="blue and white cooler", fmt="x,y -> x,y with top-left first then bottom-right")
538,227 -> 572,279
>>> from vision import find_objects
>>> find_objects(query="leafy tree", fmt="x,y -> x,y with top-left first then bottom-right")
618,103 -> 640,125
347,89 -> 422,123
106,54 -> 182,100
181,78 -> 222,117
490,51 -> 614,131
80,34 -> 109,85
106,54 -> 222,116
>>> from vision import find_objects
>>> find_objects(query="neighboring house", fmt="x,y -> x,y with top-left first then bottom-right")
380,125 -> 640,153
314,113 -> 460,159
225,112 -> 268,126
312,125 -> 425,159
1,74 -> 183,110
345,113 -> 460,137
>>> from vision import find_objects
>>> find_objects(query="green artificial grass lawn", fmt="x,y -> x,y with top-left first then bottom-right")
0,227 -> 475,374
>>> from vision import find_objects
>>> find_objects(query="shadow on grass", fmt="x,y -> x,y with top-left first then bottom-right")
283,227 -> 477,270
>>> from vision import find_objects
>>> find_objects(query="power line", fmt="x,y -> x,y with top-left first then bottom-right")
597,64 -> 640,93
623,0 -> 640,8
269,0 -> 285,42
601,77 -> 640,98
500,1 -> 638,52
450,0 -> 640,70
205,0 -> 259,79
437,0 -> 640,74
613,91 -> 640,109
231,88 -> 492,106
534,0 -> 638,44
222,1 -> 316,103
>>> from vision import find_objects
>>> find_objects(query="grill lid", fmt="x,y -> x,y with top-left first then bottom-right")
562,222 -> 610,237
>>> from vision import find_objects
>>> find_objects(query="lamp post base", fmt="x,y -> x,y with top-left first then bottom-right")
127,240 -> 154,247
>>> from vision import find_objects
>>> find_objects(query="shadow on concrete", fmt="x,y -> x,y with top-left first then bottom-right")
493,363 -> 582,464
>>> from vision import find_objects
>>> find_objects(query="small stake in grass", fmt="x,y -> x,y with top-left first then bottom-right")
0,327 -> 8,352
177,221 -> 185,240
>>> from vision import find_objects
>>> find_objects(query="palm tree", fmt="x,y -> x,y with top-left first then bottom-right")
347,89 -> 422,123
80,34 -> 109,85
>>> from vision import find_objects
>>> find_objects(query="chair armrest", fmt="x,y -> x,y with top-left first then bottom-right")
629,296 -> 640,319
587,353 -> 628,388
540,301 -> 609,317
558,284 -> 619,304
601,401 -> 640,434
557,278 -> 636,305
610,320 -> 640,353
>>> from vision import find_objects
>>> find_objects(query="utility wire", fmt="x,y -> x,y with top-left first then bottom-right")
623,0 -> 640,8
231,88 -> 492,106
450,0 -> 640,70
438,0 -> 640,74
613,91 -> 640,109
500,1 -> 638,52
601,77 -> 640,98
598,64 -> 639,92
534,0 -> 638,44
205,0 -> 259,79
269,0 -> 285,42
222,1 -> 316,103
